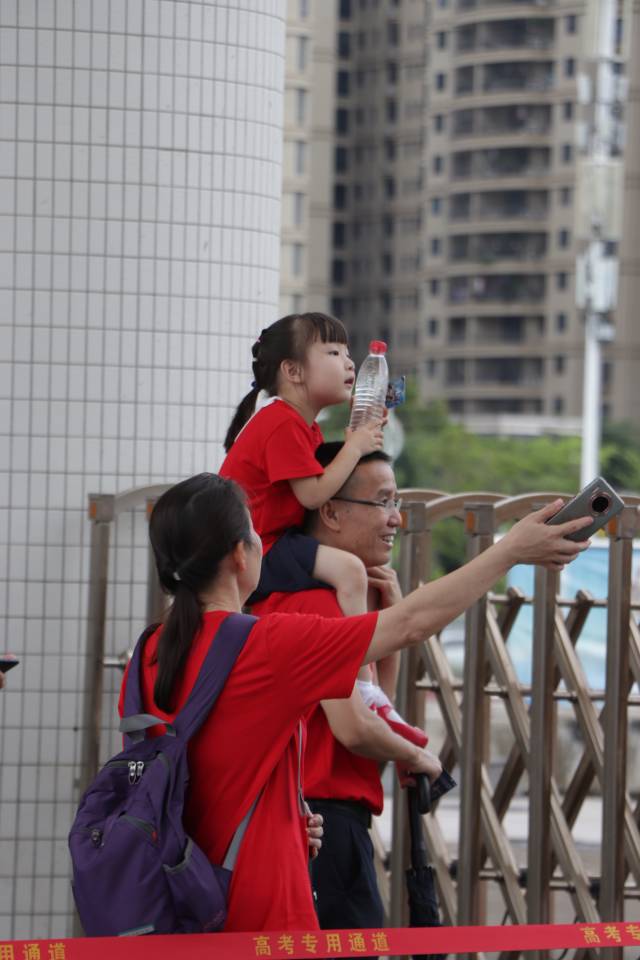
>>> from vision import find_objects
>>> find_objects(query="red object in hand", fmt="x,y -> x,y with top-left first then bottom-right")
374,704 -> 429,787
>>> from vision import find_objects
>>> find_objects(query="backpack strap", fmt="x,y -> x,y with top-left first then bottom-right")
120,623 -> 166,746
172,612 -> 257,741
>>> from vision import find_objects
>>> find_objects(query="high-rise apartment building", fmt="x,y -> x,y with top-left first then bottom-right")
282,0 -> 639,430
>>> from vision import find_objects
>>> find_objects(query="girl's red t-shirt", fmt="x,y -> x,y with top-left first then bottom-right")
219,399 -> 324,551
118,609 -> 377,932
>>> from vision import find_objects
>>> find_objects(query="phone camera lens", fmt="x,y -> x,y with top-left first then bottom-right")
591,494 -> 610,514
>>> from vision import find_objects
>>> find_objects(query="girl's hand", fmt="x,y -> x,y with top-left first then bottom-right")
367,566 -> 402,608
345,420 -> 384,455
307,812 -> 324,859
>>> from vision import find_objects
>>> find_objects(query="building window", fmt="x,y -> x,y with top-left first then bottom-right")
433,155 -> 443,174
565,57 -> 575,77
563,102 -> 573,120
434,114 -> 445,132
431,237 -> 441,256
295,141 -> 307,174
357,30 -> 366,49
383,214 -> 394,236
339,0 -> 352,18
553,396 -> 564,414
435,72 -> 447,91
355,107 -> 365,126
382,253 -> 393,275
334,146 -> 348,172
562,144 -> 573,163
384,176 -> 396,198
334,184 -> 348,209
555,355 -> 566,374
560,186 -> 572,205
297,36 -> 309,71
299,0 -> 309,17
428,318 -> 439,336
292,243 -> 304,276
437,0 -> 447,7
387,21 -> 399,45
337,32 -> 351,57
336,108 -> 349,134
293,192 -> 305,225
437,31 -> 447,49
556,272 -> 568,290
296,89 -> 308,125
331,297 -> 344,316
384,137 -> 396,161
332,259 -> 346,284
386,98 -> 397,123
337,70 -> 350,96
430,279 -> 440,296
387,61 -> 398,84
558,228 -> 570,248
431,197 -> 442,214
333,222 -> 346,248
426,359 -> 437,377
566,14 -> 577,33
556,312 -> 567,332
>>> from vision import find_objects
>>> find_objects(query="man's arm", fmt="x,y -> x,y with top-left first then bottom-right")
321,687 -> 440,776
364,500 -> 592,665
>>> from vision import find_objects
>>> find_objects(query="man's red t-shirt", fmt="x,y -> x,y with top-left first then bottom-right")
253,591 -> 383,815
220,399 -> 324,551
118,609 -> 377,931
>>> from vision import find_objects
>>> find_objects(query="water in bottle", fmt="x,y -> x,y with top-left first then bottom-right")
349,340 -> 389,430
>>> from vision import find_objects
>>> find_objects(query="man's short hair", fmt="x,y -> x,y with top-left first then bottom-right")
315,441 -> 392,471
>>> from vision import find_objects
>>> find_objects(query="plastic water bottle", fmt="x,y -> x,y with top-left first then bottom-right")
349,340 -> 389,430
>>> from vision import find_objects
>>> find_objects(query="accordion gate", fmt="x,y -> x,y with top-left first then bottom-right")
384,490 -> 640,960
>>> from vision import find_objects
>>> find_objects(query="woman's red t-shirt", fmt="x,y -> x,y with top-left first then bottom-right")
118,609 -> 377,932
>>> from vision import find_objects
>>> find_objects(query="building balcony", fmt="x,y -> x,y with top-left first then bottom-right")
456,19 -> 555,54
450,232 -> 548,263
452,146 -> 550,181
447,273 -> 546,304
451,104 -> 551,138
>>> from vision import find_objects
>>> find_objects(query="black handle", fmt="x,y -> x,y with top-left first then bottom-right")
415,773 -> 431,815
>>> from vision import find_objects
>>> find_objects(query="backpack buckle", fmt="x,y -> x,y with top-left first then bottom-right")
128,761 -> 145,785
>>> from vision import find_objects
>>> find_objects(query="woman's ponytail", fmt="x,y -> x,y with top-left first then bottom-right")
153,583 -> 201,711
223,386 -> 260,452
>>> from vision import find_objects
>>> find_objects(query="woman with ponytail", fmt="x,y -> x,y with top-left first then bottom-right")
117,472 -> 590,931
221,312 -> 384,616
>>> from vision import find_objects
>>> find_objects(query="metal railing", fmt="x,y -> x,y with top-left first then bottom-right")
384,490 -> 640,960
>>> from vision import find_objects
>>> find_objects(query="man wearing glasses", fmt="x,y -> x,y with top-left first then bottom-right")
252,442 -> 449,932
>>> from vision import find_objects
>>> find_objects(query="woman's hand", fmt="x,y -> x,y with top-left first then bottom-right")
306,812 -> 324,860
501,499 -> 592,571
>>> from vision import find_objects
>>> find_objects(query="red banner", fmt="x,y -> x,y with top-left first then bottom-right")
2,922 -> 639,959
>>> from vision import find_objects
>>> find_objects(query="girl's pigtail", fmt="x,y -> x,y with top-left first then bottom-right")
223,385 -> 260,452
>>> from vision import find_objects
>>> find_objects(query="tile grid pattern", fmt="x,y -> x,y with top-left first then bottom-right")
0,0 -> 285,938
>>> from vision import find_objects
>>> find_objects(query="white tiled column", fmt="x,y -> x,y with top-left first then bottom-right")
0,0 -> 285,938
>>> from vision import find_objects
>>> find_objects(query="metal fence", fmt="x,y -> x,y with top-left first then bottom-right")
77,484 -> 640,958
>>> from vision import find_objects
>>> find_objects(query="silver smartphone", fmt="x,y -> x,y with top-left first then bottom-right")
546,476 -> 625,542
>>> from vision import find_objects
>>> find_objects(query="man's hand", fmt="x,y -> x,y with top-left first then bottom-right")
367,565 -> 402,609
344,420 -> 384,456
306,812 -> 324,860
501,499 -> 592,572
400,746 -> 443,787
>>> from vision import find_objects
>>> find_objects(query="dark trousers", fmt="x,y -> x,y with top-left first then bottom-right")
308,800 -> 384,931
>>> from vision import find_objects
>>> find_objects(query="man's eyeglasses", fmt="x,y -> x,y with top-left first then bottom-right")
331,496 -> 403,513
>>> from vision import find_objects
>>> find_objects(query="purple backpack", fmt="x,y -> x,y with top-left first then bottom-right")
69,612 -> 257,937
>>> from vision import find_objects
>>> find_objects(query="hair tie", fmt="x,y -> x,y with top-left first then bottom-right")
251,380 -> 257,389
173,571 -> 181,582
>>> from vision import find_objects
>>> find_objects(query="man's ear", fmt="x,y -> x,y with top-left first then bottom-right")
317,500 -> 341,532
280,358 -> 304,384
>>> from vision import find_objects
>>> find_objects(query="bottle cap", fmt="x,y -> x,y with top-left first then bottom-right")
369,340 -> 387,354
